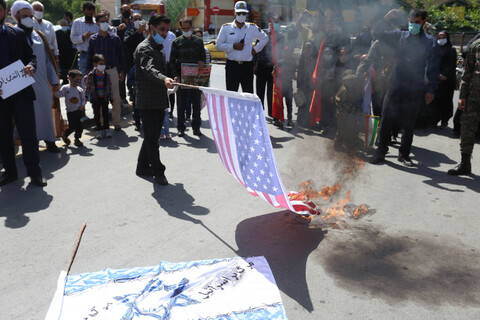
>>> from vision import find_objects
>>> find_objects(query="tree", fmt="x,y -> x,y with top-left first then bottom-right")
7,0 -> 91,25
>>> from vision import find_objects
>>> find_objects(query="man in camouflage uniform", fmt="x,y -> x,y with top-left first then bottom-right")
448,39 -> 480,175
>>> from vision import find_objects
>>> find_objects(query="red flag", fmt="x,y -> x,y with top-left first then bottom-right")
309,38 -> 326,127
270,19 -> 284,122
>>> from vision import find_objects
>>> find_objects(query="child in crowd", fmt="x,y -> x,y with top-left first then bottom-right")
279,46 -> 297,126
84,54 -> 112,139
54,69 -> 85,147
159,107 -> 171,140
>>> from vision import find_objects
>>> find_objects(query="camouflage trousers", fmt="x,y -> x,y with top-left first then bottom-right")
460,99 -> 480,154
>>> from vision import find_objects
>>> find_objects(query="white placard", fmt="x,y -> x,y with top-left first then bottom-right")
0,60 -> 35,99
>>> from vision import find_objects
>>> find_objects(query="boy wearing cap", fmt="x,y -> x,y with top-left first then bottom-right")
216,1 -> 268,93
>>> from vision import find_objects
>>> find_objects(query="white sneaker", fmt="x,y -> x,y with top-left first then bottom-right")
105,129 -> 112,138
95,131 -> 103,139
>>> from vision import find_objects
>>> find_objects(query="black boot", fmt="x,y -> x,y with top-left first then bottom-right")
448,153 -> 472,175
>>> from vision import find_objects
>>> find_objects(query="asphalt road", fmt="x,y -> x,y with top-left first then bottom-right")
1,63 -> 479,319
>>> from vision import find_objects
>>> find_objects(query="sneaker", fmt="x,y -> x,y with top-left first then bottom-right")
165,134 -> 172,139
105,129 -> 112,138
95,131 -> 103,139
160,134 -> 166,140
74,138 -> 84,147
62,134 -> 71,146
398,155 -> 414,167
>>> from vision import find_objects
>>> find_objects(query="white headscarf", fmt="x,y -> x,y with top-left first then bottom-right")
10,0 -> 33,22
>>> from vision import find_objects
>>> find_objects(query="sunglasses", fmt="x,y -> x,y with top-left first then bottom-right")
236,12 -> 247,16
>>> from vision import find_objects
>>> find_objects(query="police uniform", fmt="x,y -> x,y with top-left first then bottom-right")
448,39 -> 480,175
216,20 -> 268,93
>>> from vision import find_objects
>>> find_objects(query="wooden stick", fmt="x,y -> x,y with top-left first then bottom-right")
172,82 -> 200,90
65,222 -> 87,274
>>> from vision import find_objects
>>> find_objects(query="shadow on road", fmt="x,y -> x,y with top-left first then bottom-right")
88,129 -> 138,150
152,182 -> 209,224
0,183 -> 52,228
235,211 -> 326,312
176,134 -> 218,154
319,224 -> 480,307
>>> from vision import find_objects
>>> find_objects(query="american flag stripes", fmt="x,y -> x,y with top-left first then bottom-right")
201,87 -> 297,213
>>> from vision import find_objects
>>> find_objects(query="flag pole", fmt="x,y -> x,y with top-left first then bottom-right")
173,82 -> 200,90
65,222 -> 87,274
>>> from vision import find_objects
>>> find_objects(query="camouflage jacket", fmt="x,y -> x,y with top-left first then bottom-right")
460,39 -> 480,100
334,85 -> 361,114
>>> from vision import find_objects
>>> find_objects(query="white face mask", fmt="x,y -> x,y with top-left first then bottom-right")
437,38 -> 447,46
100,22 -> 109,32
235,14 -> 247,24
20,17 -> 34,28
33,11 -> 43,20
182,30 -> 192,38
134,20 -> 141,29
96,64 -> 106,72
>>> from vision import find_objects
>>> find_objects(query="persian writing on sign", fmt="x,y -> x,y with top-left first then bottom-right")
0,60 -> 35,99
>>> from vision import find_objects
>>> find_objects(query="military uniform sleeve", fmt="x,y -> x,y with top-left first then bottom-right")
253,26 -> 268,53
459,41 -> 479,99
216,24 -> 234,53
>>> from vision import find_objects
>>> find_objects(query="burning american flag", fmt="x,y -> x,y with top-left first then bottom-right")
201,87 -> 316,215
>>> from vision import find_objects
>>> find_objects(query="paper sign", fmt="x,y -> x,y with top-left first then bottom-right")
181,63 -> 212,86
0,60 -> 35,99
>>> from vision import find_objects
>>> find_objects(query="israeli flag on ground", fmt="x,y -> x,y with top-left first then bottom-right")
46,256 -> 287,320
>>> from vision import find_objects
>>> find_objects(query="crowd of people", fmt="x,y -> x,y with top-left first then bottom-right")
0,0 -> 478,188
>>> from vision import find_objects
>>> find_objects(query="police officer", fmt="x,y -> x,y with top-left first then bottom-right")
448,39 -> 480,175
216,1 -> 268,93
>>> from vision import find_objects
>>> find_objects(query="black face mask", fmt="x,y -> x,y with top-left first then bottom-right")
85,15 -> 93,23
122,11 -> 131,19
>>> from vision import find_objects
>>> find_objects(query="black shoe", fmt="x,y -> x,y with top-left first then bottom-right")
74,138 -> 84,147
273,119 -> 283,128
30,175 -> 47,187
370,153 -> 385,164
178,131 -> 185,137
154,174 -> 168,185
46,142 -> 60,153
114,125 -> 122,131
136,167 -> 154,177
62,134 -> 71,146
448,163 -> 471,175
398,155 -> 414,167
134,124 -> 142,131
193,130 -> 203,137
0,172 -> 18,186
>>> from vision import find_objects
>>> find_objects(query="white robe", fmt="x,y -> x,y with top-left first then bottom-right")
30,30 -> 58,142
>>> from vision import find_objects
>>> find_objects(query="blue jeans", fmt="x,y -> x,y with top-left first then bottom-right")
78,52 -> 88,77
160,109 -> 169,135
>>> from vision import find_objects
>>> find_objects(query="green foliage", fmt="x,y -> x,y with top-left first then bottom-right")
7,0 -> 92,25
166,0 -> 189,26
408,0 -> 480,31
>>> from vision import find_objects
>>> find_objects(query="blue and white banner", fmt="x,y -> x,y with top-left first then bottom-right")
46,256 -> 287,320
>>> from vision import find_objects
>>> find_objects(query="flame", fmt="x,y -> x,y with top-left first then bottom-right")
318,184 -> 341,200
352,204 -> 368,219
298,180 -> 321,200
321,191 -> 351,221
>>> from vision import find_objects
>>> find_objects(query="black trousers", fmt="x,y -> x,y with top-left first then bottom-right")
377,89 -> 424,157
92,98 -> 109,130
0,95 -> 41,177
226,60 -> 254,93
256,68 -> 273,116
137,109 -> 166,176
176,88 -> 201,132
65,110 -> 84,139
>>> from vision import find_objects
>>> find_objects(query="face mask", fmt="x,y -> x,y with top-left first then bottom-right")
235,14 -> 247,24
134,20 -> 141,28
72,79 -> 82,86
273,23 -> 280,31
182,30 -> 192,37
96,65 -> 106,72
133,10 -> 140,14
61,26 -> 69,32
153,31 -> 165,45
143,33 -> 148,39
20,17 -> 34,29
85,15 -> 93,23
323,54 -> 333,61
408,22 -> 422,35
33,11 -> 43,20
100,22 -> 109,32
122,11 -> 131,19
437,38 -> 447,46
